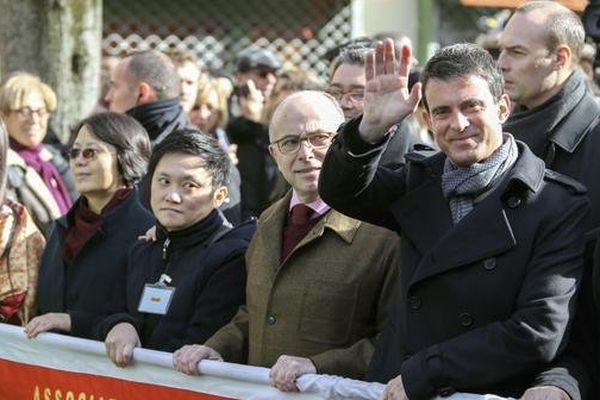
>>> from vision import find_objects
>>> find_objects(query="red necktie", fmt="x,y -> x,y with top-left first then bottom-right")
291,204 -> 315,225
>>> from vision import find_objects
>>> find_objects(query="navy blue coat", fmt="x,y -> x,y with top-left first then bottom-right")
98,210 -> 256,352
36,189 -> 154,338
319,118 -> 590,400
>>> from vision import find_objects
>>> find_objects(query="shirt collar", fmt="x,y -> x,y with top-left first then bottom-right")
289,191 -> 331,217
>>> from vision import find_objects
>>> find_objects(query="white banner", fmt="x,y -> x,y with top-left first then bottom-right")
0,323 -> 511,400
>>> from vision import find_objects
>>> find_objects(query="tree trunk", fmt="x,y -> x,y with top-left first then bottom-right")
0,0 -> 102,143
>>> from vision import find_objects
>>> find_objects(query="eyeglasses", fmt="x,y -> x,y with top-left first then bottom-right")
255,68 -> 276,79
11,107 -> 49,119
68,148 -> 110,160
326,87 -> 364,103
271,132 -> 335,154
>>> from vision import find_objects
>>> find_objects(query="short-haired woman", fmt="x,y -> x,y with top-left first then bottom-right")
25,112 -> 154,339
0,73 -> 77,236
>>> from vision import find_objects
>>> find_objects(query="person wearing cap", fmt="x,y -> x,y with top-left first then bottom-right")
236,47 -> 282,102
227,48 -> 284,220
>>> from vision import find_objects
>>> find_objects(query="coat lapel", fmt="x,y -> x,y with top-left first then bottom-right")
409,192 -> 517,287
391,176 -> 453,256
254,196 -> 288,279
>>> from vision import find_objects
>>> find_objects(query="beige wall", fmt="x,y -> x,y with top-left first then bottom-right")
351,0 -> 419,45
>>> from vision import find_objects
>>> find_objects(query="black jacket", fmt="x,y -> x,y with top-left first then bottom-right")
319,118 -> 590,399
227,117 -> 279,220
36,189 -> 154,339
98,210 -> 256,352
505,70 -> 600,400
126,98 -> 190,145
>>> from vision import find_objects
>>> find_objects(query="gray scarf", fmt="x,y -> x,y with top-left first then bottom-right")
441,134 -> 518,224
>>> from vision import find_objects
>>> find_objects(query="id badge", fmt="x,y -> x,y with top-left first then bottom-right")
138,284 -> 175,315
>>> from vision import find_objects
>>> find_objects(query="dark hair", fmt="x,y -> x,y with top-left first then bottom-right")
421,43 -> 504,110
324,37 -> 373,63
516,1 -> 585,61
0,118 -> 8,202
330,45 -> 371,76
147,129 -> 230,190
126,50 -> 181,100
73,112 -> 151,186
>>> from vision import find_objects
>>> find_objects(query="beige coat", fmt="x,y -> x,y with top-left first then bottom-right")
206,193 -> 401,378
0,200 -> 45,324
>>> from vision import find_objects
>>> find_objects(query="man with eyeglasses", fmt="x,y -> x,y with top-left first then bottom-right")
172,90 -> 401,393
329,44 -> 425,170
319,38 -> 589,400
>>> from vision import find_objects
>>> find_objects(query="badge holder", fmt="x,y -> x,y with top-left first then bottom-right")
138,274 -> 175,315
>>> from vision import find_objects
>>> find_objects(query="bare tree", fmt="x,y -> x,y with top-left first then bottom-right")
0,0 -> 102,143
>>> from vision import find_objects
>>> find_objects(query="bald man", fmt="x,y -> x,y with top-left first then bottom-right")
499,3 -> 600,399
172,90 -> 402,392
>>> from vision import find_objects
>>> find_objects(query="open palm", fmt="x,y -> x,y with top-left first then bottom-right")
359,39 -> 422,143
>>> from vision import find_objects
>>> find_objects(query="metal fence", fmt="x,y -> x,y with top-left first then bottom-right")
102,0 -> 351,80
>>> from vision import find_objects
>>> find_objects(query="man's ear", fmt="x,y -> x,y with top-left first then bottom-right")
212,185 -> 229,208
497,93 -> 511,123
554,45 -> 571,71
268,144 -> 276,158
137,82 -> 158,105
422,109 -> 433,131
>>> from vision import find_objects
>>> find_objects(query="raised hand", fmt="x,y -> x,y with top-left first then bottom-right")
359,38 -> 422,144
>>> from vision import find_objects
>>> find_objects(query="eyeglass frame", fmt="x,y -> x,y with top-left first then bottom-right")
10,106 -> 49,119
270,131 -> 336,155
326,85 -> 365,103
68,147 -> 115,160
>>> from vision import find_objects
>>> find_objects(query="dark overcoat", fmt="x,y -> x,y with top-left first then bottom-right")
36,189 -> 154,339
319,119 -> 590,400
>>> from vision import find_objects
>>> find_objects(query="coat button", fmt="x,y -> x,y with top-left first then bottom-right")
438,386 -> 455,397
482,258 -> 496,271
458,313 -> 474,327
506,196 -> 522,209
408,296 -> 422,310
267,315 -> 277,325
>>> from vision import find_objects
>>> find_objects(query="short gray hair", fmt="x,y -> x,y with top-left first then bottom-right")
126,50 -> 181,100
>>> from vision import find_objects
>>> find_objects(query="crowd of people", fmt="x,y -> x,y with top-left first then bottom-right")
0,1 -> 599,399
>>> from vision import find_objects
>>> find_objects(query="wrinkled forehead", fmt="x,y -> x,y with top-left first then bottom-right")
270,101 -> 343,141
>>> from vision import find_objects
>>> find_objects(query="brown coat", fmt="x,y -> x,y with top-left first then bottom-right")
205,192 -> 401,378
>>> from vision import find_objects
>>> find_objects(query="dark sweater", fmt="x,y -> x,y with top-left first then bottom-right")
98,210 -> 256,352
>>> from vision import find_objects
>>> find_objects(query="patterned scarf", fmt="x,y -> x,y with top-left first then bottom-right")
9,138 -> 72,214
0,200 -> 45,324
441,134 -> 518,224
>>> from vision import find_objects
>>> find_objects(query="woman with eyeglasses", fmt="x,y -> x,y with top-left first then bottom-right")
0,73 -> 77,236
25,112 -> 154,339
0,118 -> 45,325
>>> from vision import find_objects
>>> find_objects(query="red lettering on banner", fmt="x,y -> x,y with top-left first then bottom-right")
0,359 -> 232,400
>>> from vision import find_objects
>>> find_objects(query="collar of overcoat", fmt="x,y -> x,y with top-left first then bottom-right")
392,142 -> 545,287
255,191 -> 362,274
